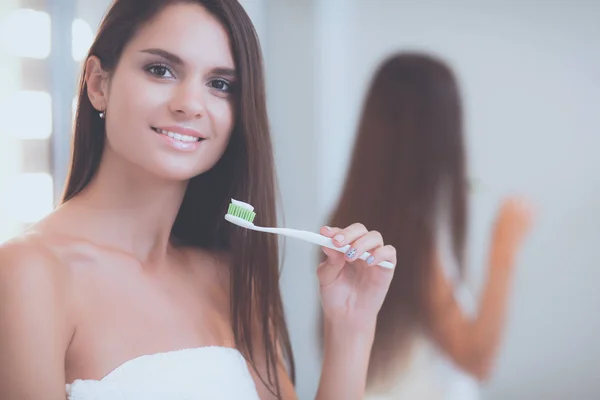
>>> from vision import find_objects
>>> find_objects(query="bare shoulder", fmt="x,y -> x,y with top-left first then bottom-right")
0,233 -> 71,290
0,234 -> 75,398
0,233 -> 74,322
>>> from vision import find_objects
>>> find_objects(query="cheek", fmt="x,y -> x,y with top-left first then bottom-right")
208,98 -> 235,140
108,71 -> 166,130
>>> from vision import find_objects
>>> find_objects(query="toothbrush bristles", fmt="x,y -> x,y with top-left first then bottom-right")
228,202 -> 256,223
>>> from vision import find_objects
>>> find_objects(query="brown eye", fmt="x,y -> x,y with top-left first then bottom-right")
145,63 -> 174,79
209,78 -> 232,92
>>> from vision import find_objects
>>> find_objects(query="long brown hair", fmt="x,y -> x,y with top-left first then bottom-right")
62,0 -> 294,396
326,53 -> 467,389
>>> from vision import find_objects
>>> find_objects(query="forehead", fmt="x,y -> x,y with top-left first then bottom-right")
125,3 -> 234,69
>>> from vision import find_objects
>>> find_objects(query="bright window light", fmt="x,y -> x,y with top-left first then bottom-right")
0,9 -> 51,59
5,173 -> 54,224
72,18 -> 94,61
0,90 -> 52,139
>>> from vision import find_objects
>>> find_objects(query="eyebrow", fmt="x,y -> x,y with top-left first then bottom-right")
211,67 -> 236,79
140,48 -> 237,78
140,48 -> 184,65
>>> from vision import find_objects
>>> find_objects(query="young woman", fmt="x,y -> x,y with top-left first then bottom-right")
0,1 -> 396,399
323,53 -> 534,399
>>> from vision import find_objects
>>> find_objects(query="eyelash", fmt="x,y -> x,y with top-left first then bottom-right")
144,62 -> 175,79
144,63 -> 233,93
208,78 -> 233,93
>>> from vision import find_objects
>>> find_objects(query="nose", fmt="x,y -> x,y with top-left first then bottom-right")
169,80 -> 206,119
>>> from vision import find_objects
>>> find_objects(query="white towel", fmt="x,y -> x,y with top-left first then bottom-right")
66,346 -> 261,400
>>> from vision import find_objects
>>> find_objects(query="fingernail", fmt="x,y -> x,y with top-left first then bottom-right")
346,248 -> 356,259
334,234 -> 345,243
367,256 -> 375,265
324,226 -> 332,231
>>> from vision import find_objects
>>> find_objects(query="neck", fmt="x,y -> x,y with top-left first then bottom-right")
64,147 -> 188,264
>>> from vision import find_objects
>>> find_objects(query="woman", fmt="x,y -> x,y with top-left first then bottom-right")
0,1 -> 396,399
323,53 -> 534,399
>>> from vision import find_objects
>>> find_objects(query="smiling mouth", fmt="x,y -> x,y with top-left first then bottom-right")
151,127 -> 204,142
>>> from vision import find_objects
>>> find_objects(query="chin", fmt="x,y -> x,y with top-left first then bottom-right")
148,165 -> 209,182
145,158 -> 220,182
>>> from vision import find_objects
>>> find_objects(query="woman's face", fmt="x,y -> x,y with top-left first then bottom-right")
87,2 -> 237,181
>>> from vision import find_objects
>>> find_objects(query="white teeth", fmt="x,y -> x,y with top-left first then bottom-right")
155,128 -> 200,142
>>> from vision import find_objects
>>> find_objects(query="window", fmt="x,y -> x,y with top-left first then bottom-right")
0,9 -> 51,59
72,18 -> 94,61
3,173 -> 54,224
1,90 -> 53,140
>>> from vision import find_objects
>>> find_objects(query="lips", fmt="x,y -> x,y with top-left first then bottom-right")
151,127 -> 205,142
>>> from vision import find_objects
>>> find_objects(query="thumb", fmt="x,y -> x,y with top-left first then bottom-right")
316,246 -> 346,287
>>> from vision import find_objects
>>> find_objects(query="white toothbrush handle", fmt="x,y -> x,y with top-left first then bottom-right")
255,226 -> 395,270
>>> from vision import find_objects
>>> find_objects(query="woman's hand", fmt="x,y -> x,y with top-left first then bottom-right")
317,223 -> 396,331
490,197 -> 535,268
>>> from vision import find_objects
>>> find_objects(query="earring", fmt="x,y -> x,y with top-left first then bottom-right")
99,110 -> 105,119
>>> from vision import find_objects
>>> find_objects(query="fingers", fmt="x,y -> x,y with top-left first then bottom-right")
515,198 -> 535,228
325,222 -> 369,248
367,245 -> 397,268
319,225 -> 342,238
496,197 -> 535,244
319,223 -> 395,267
501,197 -> 535,222
490,197 -> 536,266
343,229 -> 383,263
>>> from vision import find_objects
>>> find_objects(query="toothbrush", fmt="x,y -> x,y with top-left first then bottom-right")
224,199 -> 395,269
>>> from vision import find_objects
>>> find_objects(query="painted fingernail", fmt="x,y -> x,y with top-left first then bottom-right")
367,255 -> 375,264
346,248 -> 357,259
334,234 -> 345,243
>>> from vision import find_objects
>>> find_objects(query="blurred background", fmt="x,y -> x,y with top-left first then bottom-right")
0,0 -> 598,399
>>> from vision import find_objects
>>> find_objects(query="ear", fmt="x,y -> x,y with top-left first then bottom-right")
85,56 -> 110,112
